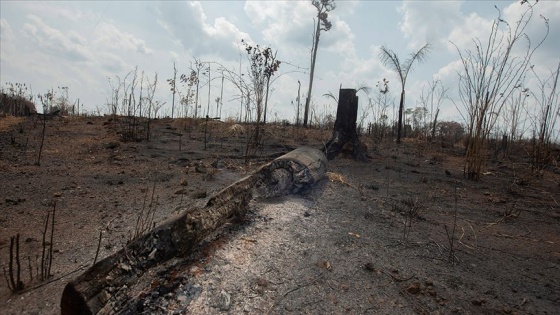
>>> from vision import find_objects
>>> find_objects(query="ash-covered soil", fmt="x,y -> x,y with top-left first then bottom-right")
1,115 -> 559,314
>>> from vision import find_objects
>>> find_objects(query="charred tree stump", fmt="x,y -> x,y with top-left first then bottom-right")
325,89 -> 369,162
60,147 -> 326,315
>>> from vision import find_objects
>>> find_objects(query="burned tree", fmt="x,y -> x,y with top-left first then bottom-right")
304,0 -> 335,128
454,2 -> 548,180
325,88 -> 368,162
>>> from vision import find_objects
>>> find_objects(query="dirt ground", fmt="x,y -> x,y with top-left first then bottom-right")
1,115 -> 559,315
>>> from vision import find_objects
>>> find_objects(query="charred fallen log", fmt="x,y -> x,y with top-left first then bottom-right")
61,147 -> 327,315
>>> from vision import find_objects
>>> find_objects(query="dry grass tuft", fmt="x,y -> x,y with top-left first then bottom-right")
0,115 -> 25,132
326,172 -> 350,186
228,124 -> 246,137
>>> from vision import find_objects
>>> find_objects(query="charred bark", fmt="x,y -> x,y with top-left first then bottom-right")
325,89 -> 369,162
60,147 -> 326,315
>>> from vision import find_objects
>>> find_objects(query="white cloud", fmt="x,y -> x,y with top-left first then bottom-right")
322,17 -> 356,56
17,1 -> 92,22
398,1 -> 463,50
0,18 -> 14,41
22,14 -> 91,62
94,22 -> 153,55
446,12 -> 494,52
244,1 -> 315,51
0,18 -> 16,63
244,1 -> 354,57
158,1 -> 251,60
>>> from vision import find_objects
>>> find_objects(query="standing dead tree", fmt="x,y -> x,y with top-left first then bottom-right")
179,70 -> 197,119
35,90 -> 54,166
379,43 -> 430,144
454,2 -> 549,180
304,0 -> 335,128
419,80 -> 447,142
240,40 -> 281,160
325,88 -> 368,161
366,78 -> 393,140
530,61 -> 560,171
191,58 -> 204,119
167,62 -> 178,119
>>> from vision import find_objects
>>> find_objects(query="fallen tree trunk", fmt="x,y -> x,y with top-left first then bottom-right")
61,147 -> 327,315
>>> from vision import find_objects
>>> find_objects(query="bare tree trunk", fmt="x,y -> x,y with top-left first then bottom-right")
325,89 -> 368,162
171,62 -> 177,119
397,90 -> 405,144
297,80 -> 301,126
263,76 -> 271,124
304,18 -> 321,128
431,108 -> 439,141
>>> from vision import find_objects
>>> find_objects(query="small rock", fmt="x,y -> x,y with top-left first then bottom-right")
195,166 -> 207,174
364,262 -> 375,272
471,298 -> 485,306
179,178 -> 188,186
103,142 -> 120,149
119,263 -> 132,272
215,290 -> 231,311
5,198 -> 20,205
256,277 -> 268,287
406,282 -> 422,295
191,190 -> 207,199
53,192 -> 62,198
211,160 -> 225,169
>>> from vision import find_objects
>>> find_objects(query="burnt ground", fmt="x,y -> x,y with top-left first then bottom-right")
0,115 -> 559,315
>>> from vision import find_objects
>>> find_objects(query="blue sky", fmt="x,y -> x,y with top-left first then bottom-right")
1,0 -> 558,133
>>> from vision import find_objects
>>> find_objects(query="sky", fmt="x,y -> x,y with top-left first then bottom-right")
1,0 -> 559,134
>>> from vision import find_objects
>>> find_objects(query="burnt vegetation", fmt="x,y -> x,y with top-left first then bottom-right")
0,0 -> 559,314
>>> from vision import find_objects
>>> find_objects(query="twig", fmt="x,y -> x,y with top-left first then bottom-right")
16,233 -> 22,290
267,273 -> 324,314
41,209 -> 50,281
134,187 -> 149,239
18,265 -> 88,294
28,255 -> 33,282
93,230 -> 103,265
36,113 -> 46,165
8,236 -> 16,291
48,202 -> 56,277
429,239 -> 445,256
445,185 -> 459,265
493,229 -> 532,239
381,270 -> 414,282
